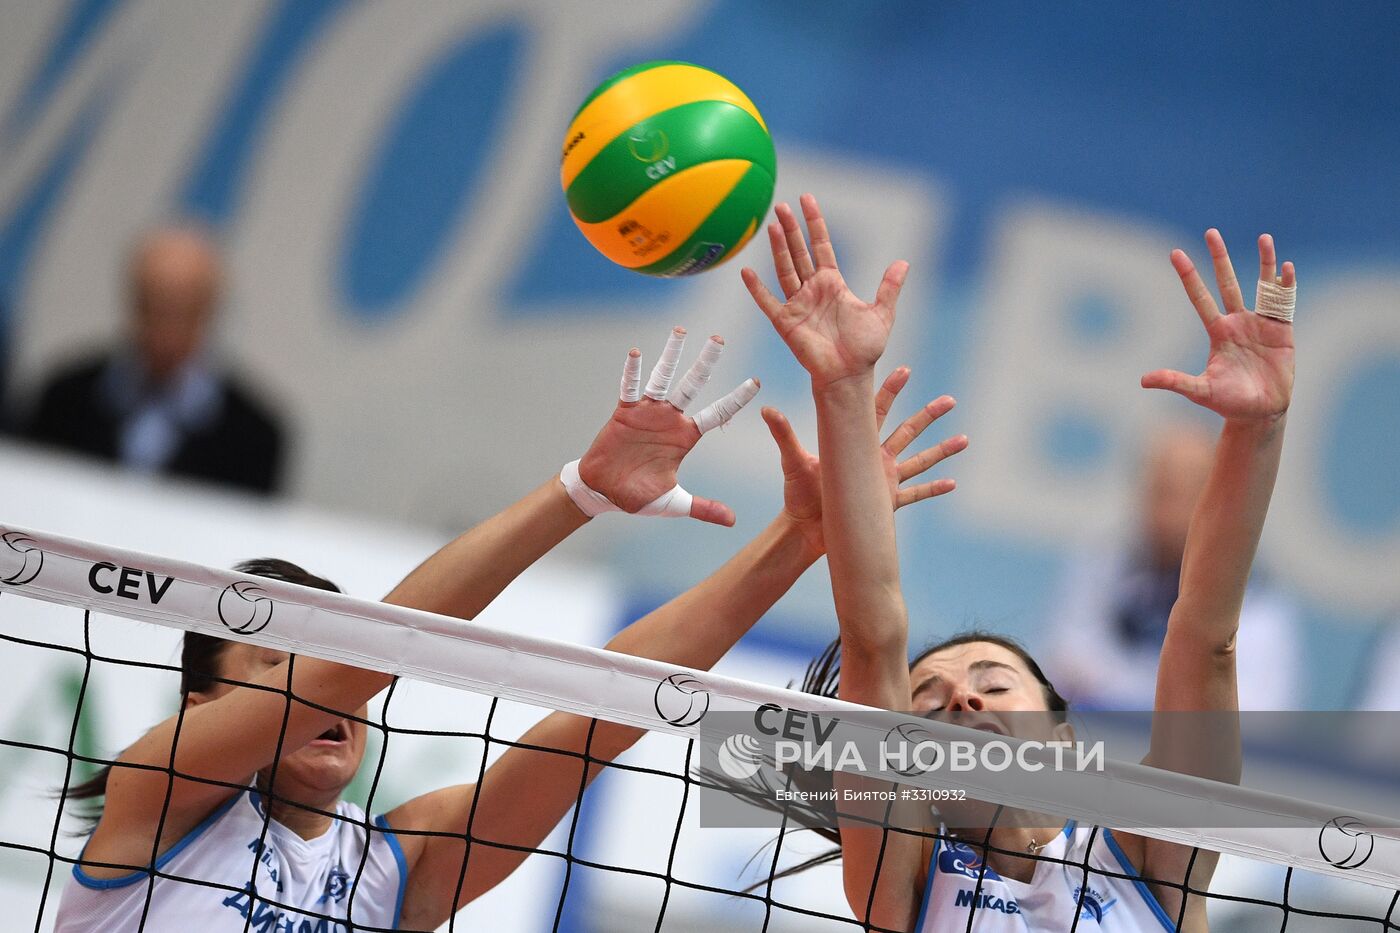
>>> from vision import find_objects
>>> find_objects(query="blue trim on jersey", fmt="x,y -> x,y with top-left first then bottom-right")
913,836 -> 941,932
375,814 -> 409,930
71,790 -> 245,890
1101,828 -> 1177,932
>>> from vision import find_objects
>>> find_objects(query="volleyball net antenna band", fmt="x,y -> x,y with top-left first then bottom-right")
2,523 -> 1398,932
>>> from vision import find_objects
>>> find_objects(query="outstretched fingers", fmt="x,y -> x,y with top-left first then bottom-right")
741,266 -> 784,323
669,336 -> 724,411
874,260 -> 910,316
1171,248 -> 1222,329
1253,234 -> 1297,323
874,367 -> 911,430
1258,233 -> 1277,284
644,327 -> 687,400
1263,237 -> 1294,287
800,193 -> 839,270
1205,229 -> 1245,314
762,406 -> 807,474
775,201 -> 815,280
692,378 -> 761,434
895,478 -> 957,510
767,222 -> 802,299
883,395 -> 956,456
897,433 -> 968,483
619,348 -> 642,403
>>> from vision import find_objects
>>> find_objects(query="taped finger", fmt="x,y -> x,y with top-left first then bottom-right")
644,327 -> 687,400
669,336 -> 724,411
693,378 -> 760,434
1254,278 -> 1296,323
636,483 -> 694,518
620,349 -> 642,402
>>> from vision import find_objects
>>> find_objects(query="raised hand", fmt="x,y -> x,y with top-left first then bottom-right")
570,327 -> 759,526
741,194 -> 909,388
762,367 -> 968,555
1142,230 -> 1295,422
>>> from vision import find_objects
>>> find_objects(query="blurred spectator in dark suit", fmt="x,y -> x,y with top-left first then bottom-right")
18,225 -> 285,493
1044,422 -> 1301,710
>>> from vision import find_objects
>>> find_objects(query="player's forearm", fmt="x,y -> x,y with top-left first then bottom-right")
383,478 -> 589,620
123,658 -> 393,810
840,825 -> 922,931
815,374 -> 908,656
1172,415 -> 1286,647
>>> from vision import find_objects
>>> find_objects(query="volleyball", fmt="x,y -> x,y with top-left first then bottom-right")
560,61 -> 776,277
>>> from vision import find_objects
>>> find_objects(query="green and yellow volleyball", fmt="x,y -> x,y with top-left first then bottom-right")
560,61 -> 776,277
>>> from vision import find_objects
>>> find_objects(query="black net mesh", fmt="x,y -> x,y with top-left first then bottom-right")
2,601 -> 1397,932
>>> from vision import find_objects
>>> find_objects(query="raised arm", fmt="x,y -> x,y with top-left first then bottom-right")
743,194 -> 931,928
1127,230 -> 1295,922
82,328 -> 758,875
390,368 -> 967,928
385,326 -> 757,617
1146,231 -> 1294,726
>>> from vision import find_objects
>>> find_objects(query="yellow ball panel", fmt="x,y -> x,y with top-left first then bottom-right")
560,63 -> 767,190
727,217 -> 760,261
571,159 -> 751,268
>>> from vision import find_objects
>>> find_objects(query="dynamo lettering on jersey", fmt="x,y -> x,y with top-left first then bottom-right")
54,790 -> 407,932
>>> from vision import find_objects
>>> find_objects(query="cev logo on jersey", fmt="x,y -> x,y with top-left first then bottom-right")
939,840 -> 1002,882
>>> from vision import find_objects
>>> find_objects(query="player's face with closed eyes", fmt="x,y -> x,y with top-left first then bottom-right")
910,641 -> 1067,744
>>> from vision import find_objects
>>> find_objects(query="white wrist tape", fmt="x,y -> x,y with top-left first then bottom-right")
1255,279 -> 1296,323
560,459 -> 693,519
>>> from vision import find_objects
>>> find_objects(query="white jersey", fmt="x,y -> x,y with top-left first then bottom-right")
916,822 -> 1175,932
56,789 -> 407,932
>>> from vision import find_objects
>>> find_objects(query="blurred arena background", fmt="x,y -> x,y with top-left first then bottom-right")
1,1 -> 1397,930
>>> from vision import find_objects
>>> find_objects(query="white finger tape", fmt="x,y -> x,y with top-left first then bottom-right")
669,337 -> 723,412
1255,279 -> 1296,323
636,484 -> 693,518
693,378 -> 760,434
644,329 -> 686,400
620,352 -> 642,403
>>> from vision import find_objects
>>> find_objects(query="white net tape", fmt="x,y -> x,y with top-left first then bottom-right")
3,522 -> 1399,899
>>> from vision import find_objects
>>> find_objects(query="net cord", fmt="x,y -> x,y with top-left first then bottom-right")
3,522 -> 1398,892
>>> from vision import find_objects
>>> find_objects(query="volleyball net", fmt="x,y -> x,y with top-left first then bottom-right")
2,523 -> 1398,931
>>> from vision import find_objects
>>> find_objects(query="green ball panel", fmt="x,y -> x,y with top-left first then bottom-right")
570,60 -> 693,119
637,162 -> 775,277
566,101 -> 775,224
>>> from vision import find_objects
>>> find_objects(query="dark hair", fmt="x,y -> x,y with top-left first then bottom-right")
709,630 -> 1068,887
61,559 -> 340,830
